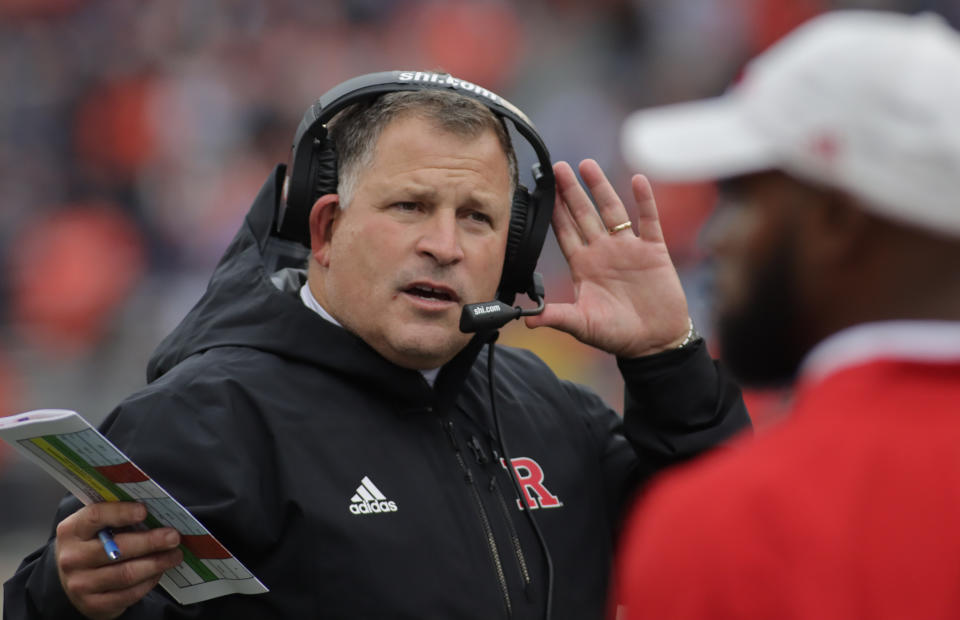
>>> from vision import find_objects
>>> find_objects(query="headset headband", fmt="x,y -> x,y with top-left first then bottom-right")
296,71 -> 546,152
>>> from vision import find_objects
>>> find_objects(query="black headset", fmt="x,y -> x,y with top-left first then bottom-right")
277,70 -> 554,308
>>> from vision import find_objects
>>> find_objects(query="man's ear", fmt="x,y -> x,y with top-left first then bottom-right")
308,194 -> 340,267
803,190 -> 872,267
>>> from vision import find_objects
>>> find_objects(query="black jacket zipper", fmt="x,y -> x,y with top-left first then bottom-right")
469,435 -> 533,600
442,418 -> 513,618
489,475 -> 533,600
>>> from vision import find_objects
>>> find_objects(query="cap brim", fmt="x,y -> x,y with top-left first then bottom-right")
621,95 -> 779,182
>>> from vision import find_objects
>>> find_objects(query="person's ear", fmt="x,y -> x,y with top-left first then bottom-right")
308,194 -> 340,267
799,188 -> 870,268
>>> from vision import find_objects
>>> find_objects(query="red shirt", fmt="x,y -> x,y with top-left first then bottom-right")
615,322 -> 960,620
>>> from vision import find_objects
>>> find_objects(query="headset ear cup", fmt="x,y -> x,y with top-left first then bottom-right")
312,136 -> 338,200
280,134 -> 339,246
500,184 -> 531,303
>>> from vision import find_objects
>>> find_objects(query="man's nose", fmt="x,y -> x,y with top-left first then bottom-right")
416,211 -> 465,266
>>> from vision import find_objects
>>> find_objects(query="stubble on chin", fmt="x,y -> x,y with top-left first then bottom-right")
382,322 -> 472,369
715,242 -> 807,388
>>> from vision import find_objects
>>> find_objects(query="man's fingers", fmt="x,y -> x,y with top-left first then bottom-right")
553,161 -> 606,241
65,528 -> 181,570
579,159 -> 632,233
62,549 -> 181,619
60,502 -> 148,542
630,174 -> 665,243
551,191 -> 586,254
66,548 -> 182,597
112,528 -> 181,562
524,302 -> 582,335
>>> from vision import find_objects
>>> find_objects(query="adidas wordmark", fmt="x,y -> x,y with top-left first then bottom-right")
349,476 -> 398,515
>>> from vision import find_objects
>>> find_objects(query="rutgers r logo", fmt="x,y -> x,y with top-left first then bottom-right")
500,457 -> 563,510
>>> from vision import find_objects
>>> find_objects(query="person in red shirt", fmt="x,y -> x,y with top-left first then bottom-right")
616,10 -> 960,620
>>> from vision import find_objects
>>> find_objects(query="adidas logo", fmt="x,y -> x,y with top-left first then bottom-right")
348,476 -> 398,515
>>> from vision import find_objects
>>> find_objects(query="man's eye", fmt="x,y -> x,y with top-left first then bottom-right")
393,202 -> 420,211
467,211 -> 492,225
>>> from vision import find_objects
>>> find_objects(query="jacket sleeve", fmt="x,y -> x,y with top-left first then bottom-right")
569,339 -> 751,529
618,338 -> 750,480
3,494 -> 88,620
2,379 -> 282,620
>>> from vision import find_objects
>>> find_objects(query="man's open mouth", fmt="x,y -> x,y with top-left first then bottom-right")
404,284 -> 458,302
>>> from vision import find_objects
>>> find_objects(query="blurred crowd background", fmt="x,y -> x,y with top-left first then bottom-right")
2,0 -> 956,596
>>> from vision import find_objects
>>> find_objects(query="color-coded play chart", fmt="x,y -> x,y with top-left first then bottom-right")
0,409 -> 268,604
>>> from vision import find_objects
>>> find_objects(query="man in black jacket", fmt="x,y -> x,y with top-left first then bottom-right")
4,73 -> 749,619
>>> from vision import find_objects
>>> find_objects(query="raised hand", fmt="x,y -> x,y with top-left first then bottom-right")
525,159 -> 691,358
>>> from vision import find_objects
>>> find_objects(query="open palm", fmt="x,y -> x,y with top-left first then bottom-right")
525,160 -> 691,358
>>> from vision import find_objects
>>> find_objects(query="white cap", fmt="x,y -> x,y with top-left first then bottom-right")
621,11 -> 960,237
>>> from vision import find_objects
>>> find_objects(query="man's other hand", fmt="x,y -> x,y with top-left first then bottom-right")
55,502 -> 182,620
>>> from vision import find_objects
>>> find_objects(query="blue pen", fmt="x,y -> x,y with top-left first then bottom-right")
97,528 -> 121,561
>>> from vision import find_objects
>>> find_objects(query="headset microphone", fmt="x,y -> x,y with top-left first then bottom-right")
460,273 -> 545,333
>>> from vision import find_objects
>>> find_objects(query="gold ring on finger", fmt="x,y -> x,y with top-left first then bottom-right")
608,221 -> 632,235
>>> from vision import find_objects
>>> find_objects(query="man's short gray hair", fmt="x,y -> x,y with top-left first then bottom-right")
326,89 -> 519,208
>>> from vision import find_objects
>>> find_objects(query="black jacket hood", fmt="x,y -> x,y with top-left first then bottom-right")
146,164 -> 485,401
